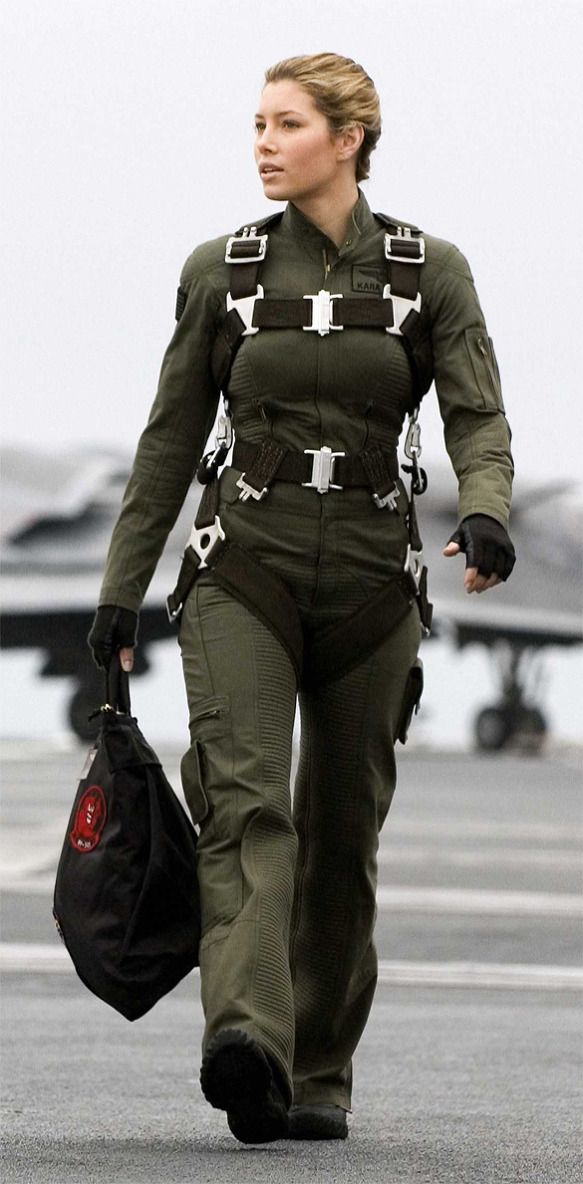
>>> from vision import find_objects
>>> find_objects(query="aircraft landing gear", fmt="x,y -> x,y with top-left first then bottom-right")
473,644 -> 548,753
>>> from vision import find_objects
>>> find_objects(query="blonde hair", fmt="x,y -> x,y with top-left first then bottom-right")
264,53 -> 381,183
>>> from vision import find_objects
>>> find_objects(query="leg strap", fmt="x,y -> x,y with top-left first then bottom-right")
302,576 -> 415,688
169,513 -> 425,685
211,544 -> 304,683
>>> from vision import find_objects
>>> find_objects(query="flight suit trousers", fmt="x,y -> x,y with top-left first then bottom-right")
179,533 -> 421,1111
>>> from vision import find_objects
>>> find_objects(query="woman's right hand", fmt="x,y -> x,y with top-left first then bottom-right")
87,605 -> 138,672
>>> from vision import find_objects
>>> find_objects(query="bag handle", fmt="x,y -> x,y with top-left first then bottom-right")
105,662 -> 131,715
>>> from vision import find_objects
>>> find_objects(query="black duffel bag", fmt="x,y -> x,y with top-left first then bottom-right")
53,668 -> 200,1020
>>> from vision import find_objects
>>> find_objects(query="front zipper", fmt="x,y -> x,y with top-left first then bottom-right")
322,248 -> 331,284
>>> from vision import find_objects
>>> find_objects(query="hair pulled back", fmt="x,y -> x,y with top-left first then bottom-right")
264,52 -> 381,183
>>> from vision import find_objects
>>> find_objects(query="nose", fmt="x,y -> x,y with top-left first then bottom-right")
256,124 -> 276,153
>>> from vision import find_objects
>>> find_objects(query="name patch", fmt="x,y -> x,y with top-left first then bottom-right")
352,266 -> 385,295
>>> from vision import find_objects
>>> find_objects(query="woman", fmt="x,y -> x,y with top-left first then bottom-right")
89,53 -> 515,1144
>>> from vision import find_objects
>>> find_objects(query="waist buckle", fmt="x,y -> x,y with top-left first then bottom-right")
303,446 -> 345,494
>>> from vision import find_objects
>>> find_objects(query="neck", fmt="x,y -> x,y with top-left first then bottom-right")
293,177 -> 360,248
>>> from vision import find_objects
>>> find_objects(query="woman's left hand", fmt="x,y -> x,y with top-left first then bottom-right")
443,514 -> 516,594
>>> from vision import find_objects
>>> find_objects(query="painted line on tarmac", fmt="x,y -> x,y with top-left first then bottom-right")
376,960 -> 583,991
377,845 -> 582,868
385,819 -> 580,843
1,879 -> 581,920
375,886 -> 582,918
1,944 -> 581,992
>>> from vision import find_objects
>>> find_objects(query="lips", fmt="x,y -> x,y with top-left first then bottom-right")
259,165 -> 283,177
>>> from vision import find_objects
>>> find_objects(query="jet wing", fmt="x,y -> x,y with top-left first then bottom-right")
418,467 -> 582,648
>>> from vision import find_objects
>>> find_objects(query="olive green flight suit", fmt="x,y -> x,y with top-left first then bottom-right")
98,192 -> 513,1110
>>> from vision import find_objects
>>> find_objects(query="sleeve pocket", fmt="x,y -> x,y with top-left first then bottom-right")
464,328 -> 505,412
396,660 -> 424,745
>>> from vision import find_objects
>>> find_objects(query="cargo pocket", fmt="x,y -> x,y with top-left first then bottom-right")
464,328 -> 505,412
181,694 -> 241,932
180,741 -> 209,828
396,659 -> 424,745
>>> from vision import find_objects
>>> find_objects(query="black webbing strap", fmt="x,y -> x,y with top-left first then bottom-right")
232,441 -> 399,491
211,308 -> 247,389
303,575 -> 415,688
252,297 -> 394,330
195,478 -> 221,528
237,438 -> 287,496
230,259 -> 262,301
166,547 -> 201,620
210,544 -> 304,682
358,445 -> 400,500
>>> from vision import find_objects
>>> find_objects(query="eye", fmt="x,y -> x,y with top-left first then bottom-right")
282,120 -> 300,129
254,121 -> 265,133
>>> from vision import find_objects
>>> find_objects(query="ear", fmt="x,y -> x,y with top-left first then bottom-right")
336,123 -> 365,163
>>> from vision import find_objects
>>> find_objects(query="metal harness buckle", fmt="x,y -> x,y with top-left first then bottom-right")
383,282 -> 422,337
236,474 -> 269,502
303,290 -> 343,336
373,484 -> 400,511
226,285 -> 264,336
224,227 -> 268,263
186,516 -> 226,570
403,543 -> 423,592
303,445 -> 345,493
384,229 -> 426,265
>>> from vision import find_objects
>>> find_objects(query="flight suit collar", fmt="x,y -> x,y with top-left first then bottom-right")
280,189 -> 377,257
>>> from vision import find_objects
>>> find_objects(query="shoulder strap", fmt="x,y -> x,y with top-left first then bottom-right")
375,212 -> 428,403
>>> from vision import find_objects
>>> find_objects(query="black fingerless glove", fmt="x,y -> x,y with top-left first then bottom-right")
87,605 -> 139,670
448,514 -> 516,581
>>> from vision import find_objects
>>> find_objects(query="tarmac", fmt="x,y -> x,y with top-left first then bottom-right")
1,742 -> 582,1183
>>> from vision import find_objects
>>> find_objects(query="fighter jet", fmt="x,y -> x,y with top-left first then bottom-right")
1,443 -> 581,750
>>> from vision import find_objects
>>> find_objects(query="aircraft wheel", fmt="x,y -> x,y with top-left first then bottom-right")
514,706 -> 548,753
68,679 -> 102,742
474,705 -> 512,752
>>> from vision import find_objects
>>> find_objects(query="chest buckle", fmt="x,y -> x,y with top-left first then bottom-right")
303,290 -> 344,336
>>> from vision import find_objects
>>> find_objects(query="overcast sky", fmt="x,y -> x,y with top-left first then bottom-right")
2,0 -> 581,486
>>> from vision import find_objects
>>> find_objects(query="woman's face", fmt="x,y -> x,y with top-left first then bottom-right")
254,80 -> 351,203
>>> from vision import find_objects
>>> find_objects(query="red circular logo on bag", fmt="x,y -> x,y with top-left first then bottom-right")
69,785 -> 107,852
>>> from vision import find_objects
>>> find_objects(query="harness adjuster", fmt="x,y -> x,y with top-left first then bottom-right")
303,290 -> 343,336
384,230 -> 426,265
303,446 -> 345,493
236,473 -> 269,502
225,228 -> 268,263
383,283 -> 422,336
403,543 -> 423,593
226,285 -> 264,336
373,484 -> 400,511
187,516 -> 226,569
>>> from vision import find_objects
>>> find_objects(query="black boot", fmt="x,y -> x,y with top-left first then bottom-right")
200,1028 -> 289,1144
288,1103 -> 348,1140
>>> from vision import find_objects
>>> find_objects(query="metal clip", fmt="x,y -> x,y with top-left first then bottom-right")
404,414 -> 422,460
215,414 -> 233,452
236,474 -> 269,502
383,283 -> 422,336
373,484 -> 400,511
403,543 -> 423,592
226,284 -> 264,336
224,231 -> 268,263
303,445 -> 345,493
186,516 -> 225,569
384,230 -> 426,265
303,290 -> 343,336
